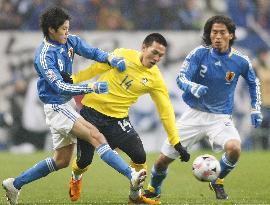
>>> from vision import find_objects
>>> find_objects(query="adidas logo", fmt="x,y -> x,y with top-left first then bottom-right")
215,61 -> 221,66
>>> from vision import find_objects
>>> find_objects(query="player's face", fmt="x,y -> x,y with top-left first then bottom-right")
210,23 -> 233,52
49,20 -> 69,44
140,41 -> 166,68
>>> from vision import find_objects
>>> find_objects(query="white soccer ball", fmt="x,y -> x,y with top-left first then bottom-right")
192,154 -> 221,182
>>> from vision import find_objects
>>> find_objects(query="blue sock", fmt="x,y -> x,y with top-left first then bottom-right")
96,144 -> 132,179
218,153 -> 236,180
13,158 -> 58,190
149,165 -> 168,194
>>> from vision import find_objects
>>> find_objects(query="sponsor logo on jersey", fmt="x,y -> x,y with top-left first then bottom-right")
68,47 -> 73,59
141,77 -> 148,86
225,71 -> 235,82
45,69 -> 57,82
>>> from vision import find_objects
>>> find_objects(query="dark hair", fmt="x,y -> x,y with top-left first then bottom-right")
143,33 -> 167,47
40,7 -> 71,38
202,15 -> 236,47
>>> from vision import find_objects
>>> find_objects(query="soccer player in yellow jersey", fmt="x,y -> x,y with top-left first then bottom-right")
62,33 -> 190,204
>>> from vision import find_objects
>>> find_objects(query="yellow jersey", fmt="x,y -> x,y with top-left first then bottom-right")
72,48 -> 180,146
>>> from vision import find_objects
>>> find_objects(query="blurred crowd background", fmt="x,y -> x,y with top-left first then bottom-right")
1,0 -> 270,31
0,0 -> 269,153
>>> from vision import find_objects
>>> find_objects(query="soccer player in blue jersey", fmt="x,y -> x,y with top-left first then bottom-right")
144,15 -> 263,200
2,7 -> 146,204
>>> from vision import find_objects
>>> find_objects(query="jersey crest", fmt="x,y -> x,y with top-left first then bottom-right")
225,71 -> 235,83
141,77 -> 148,86
68,47 -> 73,60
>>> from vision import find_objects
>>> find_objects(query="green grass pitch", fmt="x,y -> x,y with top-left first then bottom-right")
0,151 -> 269,204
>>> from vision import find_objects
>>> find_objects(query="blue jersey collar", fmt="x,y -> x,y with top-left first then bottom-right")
211,47 -> 231,57
45,37 -> 63,46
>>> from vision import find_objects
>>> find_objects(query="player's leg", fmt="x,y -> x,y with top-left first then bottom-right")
72,116 -> 145,183
208,115 -> 241,199
2,144 -> 74,204
209,139 -> 240,200
118,135 -> 146,199
118,132 -> 160,205
145,108 -> 203,198
2,102 -> 78,204
69,107 -> 147,201
221,139 -> 241,178
69,138 -> 95,201
144,143 -> 175,198
72,116 -> 130,174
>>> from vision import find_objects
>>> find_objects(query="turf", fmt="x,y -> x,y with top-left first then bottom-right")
0,151 -> 269,204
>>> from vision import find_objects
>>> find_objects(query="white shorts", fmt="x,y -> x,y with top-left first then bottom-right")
44,100 -> 80,150
161,107 -> 241,159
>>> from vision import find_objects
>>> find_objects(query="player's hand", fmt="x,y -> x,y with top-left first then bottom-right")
174,142 -> 190,162
90,81 -> 108,94
190,84 -> 208,98
60,72 -> 73,84
108,55 -> 126,72
251,109 -> 263,128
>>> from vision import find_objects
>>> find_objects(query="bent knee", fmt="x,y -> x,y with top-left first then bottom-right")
225,139 -> 241,159
130,151 -> 146,164
90,129 -> 106,144
77,156 -> 93,169
155,154 -> 174,170
55,159 -> 70,169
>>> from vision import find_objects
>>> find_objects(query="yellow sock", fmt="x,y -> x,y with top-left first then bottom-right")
215,178 -> 224,185
72,158 -> 88,176
129,161 -> 147,172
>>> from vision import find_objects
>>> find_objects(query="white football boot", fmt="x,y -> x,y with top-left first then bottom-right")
2,178 -> 20,204
130,168 -> 147,190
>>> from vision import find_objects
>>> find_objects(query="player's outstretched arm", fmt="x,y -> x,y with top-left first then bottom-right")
60,72 -> 108,94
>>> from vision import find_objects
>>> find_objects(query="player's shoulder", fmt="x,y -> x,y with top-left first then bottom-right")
186,45 -> 209,59
231,47 -> 251,64
67,34 -> 80,46
35,40 -> 55,60
113,48 -> 138,57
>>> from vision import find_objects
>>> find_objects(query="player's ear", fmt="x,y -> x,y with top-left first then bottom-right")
229,33 -> 233,40
48,27 -> 56,35
142,44 -> 146,51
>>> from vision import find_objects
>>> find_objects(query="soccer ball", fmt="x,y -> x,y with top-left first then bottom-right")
192,154 -> 221,182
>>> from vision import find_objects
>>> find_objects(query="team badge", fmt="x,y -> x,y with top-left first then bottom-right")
68,47 -> 73,59
141,77 -> 148,86
45,69 -> 57,82
225,71 -> 235,82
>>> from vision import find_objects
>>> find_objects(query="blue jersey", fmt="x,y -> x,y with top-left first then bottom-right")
177,46 -> 261,114
34,34 -> 109,104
